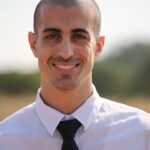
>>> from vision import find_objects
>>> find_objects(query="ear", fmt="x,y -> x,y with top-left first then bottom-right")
28,32 -> 38,58
95,36 -> 105,59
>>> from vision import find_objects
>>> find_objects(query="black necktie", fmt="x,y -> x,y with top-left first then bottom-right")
57,119 -> 81,150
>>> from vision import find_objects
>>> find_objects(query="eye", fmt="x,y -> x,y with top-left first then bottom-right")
72,33 -> 89,41
45,32 -> 61,41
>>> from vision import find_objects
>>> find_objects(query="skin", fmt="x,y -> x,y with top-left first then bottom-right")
28,3 -> 105,114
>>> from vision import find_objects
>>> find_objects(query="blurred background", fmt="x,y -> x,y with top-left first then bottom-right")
0,0 -> 150,120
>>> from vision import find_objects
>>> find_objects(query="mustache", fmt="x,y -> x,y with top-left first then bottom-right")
49,57 -> 81,63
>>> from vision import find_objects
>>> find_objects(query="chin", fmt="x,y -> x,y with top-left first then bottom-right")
52,79 -> 79,91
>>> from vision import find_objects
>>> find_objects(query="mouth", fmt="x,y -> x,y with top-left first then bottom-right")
49,57 -> 82,75
54,63 -> 80,70
51,62 -> 81,75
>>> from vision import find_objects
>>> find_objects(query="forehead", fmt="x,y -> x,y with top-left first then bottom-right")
38,4 -> 95,33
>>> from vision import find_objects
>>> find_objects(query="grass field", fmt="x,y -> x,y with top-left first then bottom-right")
0,94 -> 149,121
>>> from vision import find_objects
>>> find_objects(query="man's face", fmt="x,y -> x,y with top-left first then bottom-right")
29,4 -> 104,91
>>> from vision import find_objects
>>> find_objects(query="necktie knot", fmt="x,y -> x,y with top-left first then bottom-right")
57,119 -> 81,150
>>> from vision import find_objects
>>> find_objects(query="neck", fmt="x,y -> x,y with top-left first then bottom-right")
40,82 -> 93,115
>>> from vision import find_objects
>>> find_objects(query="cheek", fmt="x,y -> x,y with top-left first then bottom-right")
76,44 -> 91,59
36,42 -> 55,61
85,45 -> 97,71
36,49 -> 50,72
79,45 -> 96,63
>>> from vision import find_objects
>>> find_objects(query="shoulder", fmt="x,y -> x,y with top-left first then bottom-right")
98,97 -> 150,130
0,102 -> 37,134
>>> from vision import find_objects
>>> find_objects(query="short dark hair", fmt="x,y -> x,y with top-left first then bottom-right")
33,0 -> 101,36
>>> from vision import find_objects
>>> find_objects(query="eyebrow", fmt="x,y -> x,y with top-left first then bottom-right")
42,28 -> 89,34
43,28 -> 62,33
72,28 -> 89,34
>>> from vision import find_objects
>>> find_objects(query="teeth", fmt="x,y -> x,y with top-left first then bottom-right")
55,65 -> 76,70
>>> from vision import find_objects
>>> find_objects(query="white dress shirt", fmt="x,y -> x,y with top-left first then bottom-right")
0,86 -> 150,150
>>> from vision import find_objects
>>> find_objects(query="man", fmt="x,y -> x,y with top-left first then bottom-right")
0,0 -> 150,150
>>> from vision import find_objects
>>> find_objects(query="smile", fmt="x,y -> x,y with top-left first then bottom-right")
51,62 -> 81,75
54,64 -> 79,70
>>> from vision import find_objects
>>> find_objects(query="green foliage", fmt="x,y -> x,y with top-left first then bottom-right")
93,43 -> 150,97
0,72 -> 40,94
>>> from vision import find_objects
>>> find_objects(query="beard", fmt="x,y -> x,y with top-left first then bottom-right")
51,74 -> 80,91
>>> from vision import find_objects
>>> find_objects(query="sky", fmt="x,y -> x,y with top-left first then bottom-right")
0,0 -> 150,72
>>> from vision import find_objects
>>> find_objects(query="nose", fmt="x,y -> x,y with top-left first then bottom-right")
58,38 -> 74,59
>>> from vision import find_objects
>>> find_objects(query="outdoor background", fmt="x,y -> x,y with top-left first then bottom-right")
0,0 -> 150,120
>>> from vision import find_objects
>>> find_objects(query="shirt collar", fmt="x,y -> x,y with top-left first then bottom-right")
72,86 -> 101,131
35,85 -> 102,136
